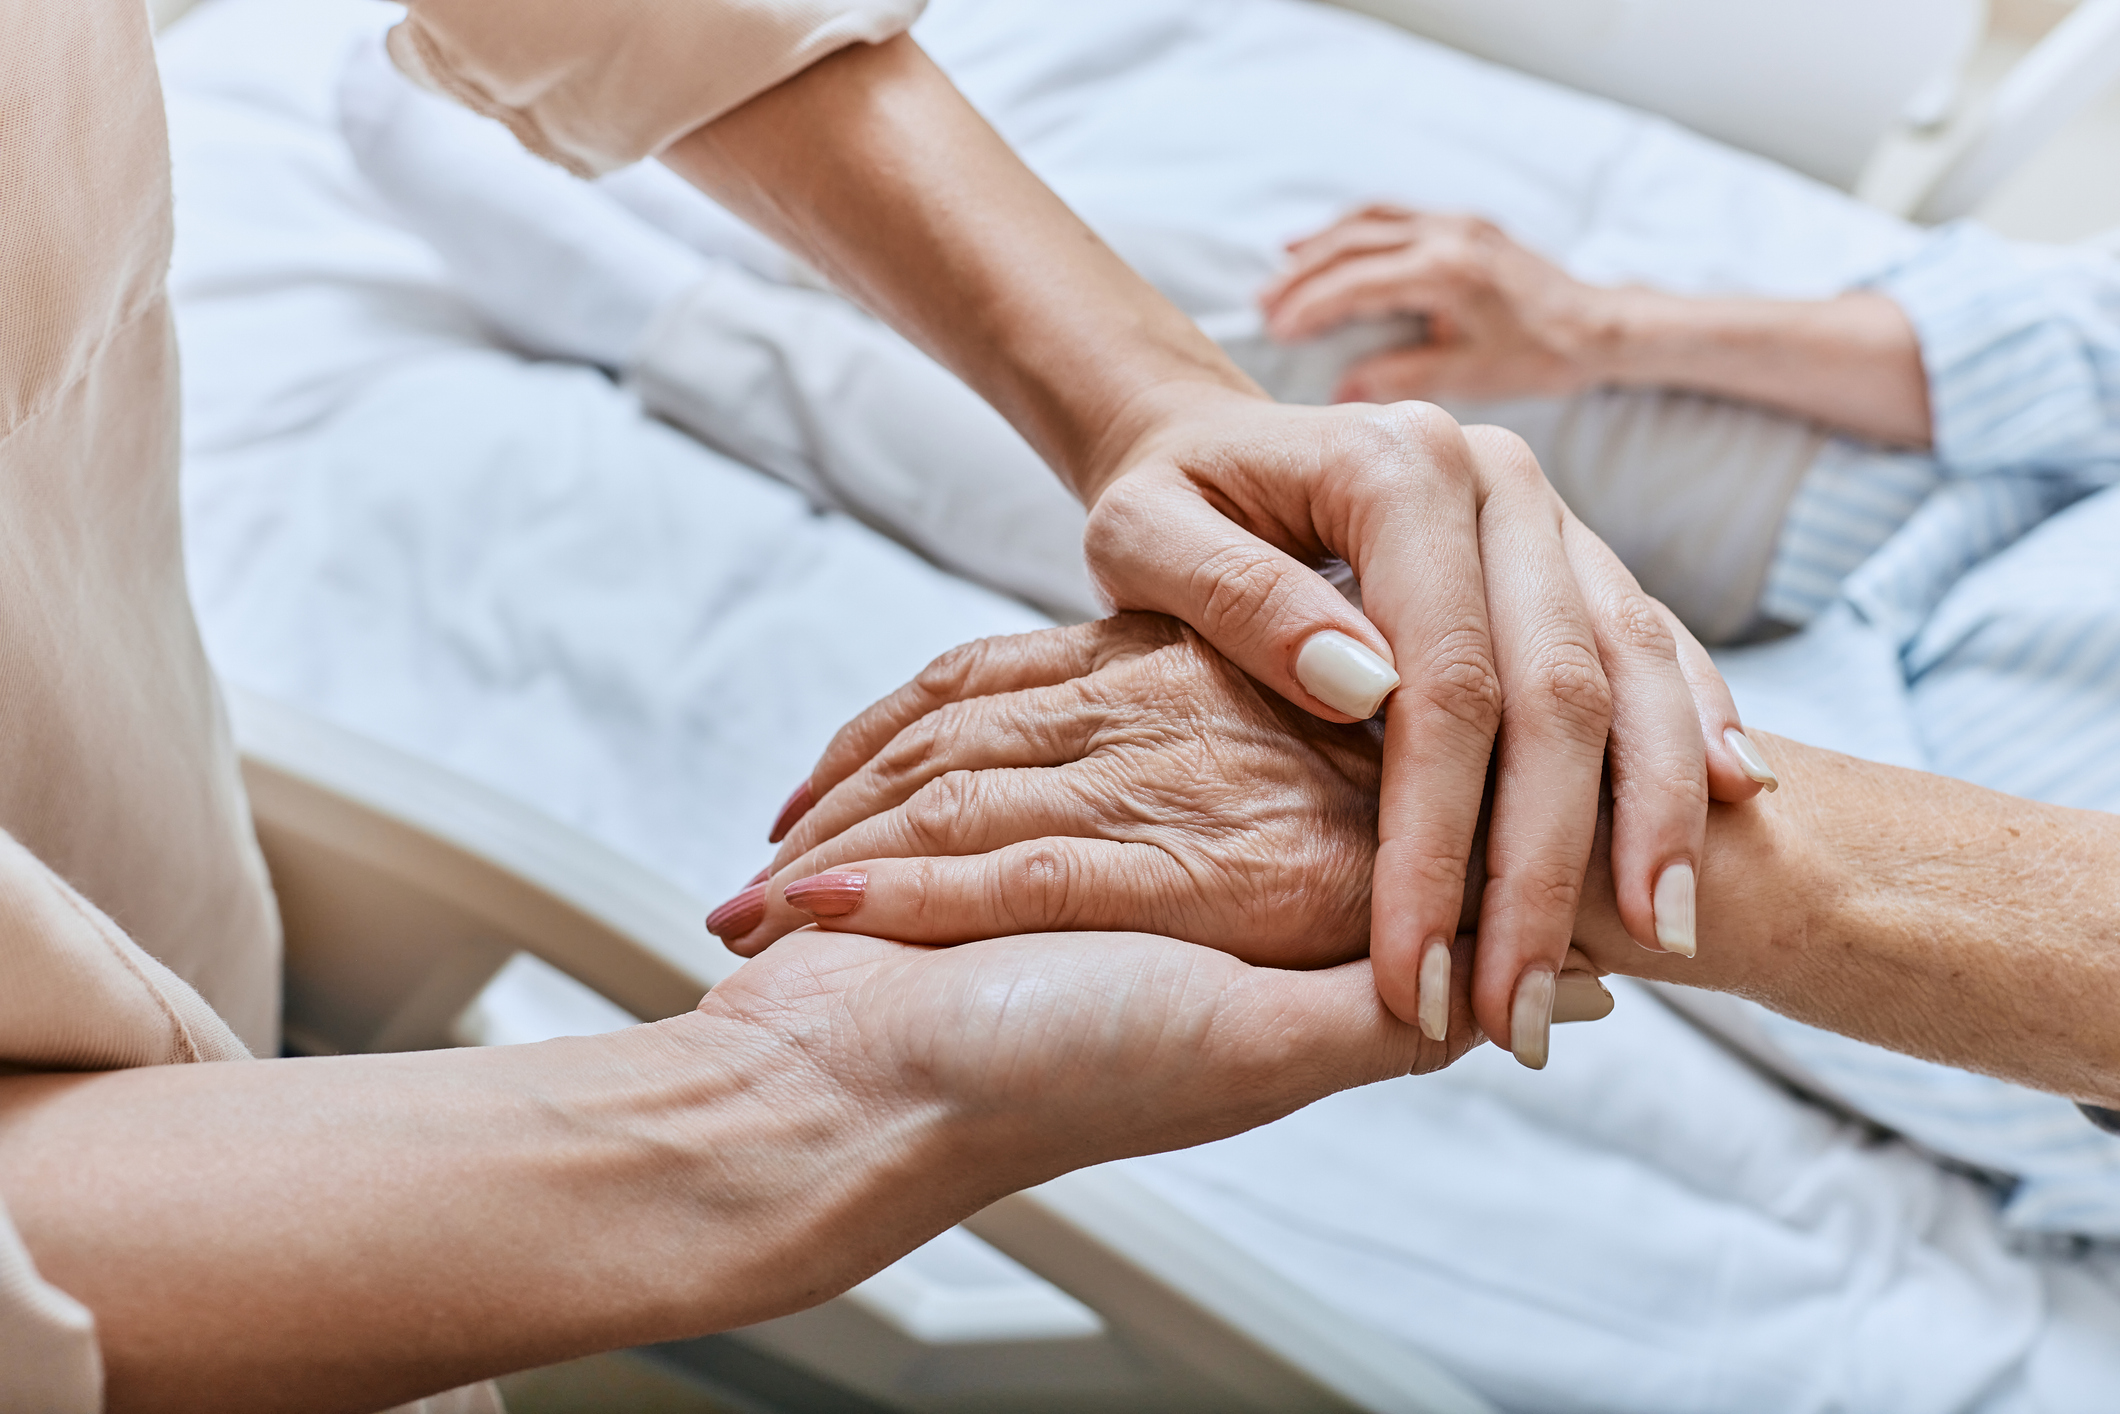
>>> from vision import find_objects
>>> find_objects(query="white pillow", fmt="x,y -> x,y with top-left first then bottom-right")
1320,0 -> 1986,188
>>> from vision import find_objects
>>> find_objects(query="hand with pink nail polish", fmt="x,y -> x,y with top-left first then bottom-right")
711,615 -> 1386,972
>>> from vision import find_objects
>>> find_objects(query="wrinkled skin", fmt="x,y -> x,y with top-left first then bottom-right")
1261,205 -> 1608,405
720,616 -> 1385,967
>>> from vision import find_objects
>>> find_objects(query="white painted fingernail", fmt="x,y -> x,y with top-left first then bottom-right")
1654,862 -> 1696,958
1553,971 -> 1614,1024
1417,939 -> 1451,1042
1724,728 -> 1779,791
1295,630 -> 1400,719
1510,968 -> 1555,1070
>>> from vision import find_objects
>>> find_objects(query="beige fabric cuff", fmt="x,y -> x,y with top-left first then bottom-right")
389,0 -> 927,177
0,1198 -> 99,1414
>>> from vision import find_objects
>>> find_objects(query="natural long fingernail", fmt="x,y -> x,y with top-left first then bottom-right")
1295,630 -> 1400,720
1554,971 -> 1614,1024
1417,938 -> 1451,1042
1654,862 -> 1697,958
784,870 -> 867,919
705,882 -> 768,939
1724,728 -> 1779,791
768,781 -> 814,843
1510,968 -> 1556,1071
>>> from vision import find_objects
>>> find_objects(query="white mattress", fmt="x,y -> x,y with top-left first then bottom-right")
158,2 -> 2119,1409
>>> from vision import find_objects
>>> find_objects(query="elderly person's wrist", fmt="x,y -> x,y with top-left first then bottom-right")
1565,740 -> 1824,996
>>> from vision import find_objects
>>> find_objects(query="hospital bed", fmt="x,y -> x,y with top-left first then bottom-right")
157,0 -> 2120,1409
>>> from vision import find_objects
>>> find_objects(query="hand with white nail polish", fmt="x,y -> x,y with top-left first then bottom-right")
1077,395 -> 1770,1061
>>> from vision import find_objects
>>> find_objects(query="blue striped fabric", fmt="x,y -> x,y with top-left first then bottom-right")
1756,222 -> 2120,630
1736,226 -> 2120,1235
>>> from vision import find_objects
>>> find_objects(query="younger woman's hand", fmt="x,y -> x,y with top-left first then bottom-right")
1260,206 -> 1616,404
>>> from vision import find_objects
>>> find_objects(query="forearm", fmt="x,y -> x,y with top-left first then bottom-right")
1578,735 -> 2120,1104
1578,289 -> 1933,449
0,1015 -> 971,1414
660,34 -> 1259,501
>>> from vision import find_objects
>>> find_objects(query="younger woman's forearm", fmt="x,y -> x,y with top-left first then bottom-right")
1579,735 -> 2120,1105
1575,290 -> 1933,449
0,1016 -> 965,1414
661,35 -> 1259,502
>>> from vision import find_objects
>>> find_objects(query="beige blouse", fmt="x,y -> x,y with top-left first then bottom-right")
0,0 -> 919,1406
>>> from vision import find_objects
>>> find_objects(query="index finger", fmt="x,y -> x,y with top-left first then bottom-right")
767,616 -> 1179,841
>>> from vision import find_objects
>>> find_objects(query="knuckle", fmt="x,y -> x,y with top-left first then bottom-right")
1418,628 -> 1505,735
874,712 -> 948,787
1529,641 -> 1613,737
1604,588 -> 1677,660
1507,859 -> 1586,922
1185,542 -> 1297,649
998,842 -> 1079,930
912,640 -> 986,705
902,771 -> 975,852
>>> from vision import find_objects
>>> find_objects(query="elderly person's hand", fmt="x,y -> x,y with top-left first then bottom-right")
1260,204 -> 1934,446
1260,206 -> 1610,405
711,613 -> 1619,1062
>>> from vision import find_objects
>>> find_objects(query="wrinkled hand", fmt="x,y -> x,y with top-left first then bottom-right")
1259,206 -> 1614,405
709,615 -> 1620,1055
715,615 -> 1381,967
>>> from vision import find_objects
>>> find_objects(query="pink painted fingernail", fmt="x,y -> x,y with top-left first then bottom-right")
705,882 -> 767,939
746,866 -> 770,887
768,781 -> 814,843
783,870 -> 866,919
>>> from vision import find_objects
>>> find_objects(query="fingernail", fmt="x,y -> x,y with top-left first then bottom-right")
1724,728 -> 1779,791
783,870 -> 866,919
1417,938 -> 1451,1042
1510,968 -> 1556,1070
768,781 -> 814,843
1553,971 -> 1614,1024
746,867 -> 770,887
1654,862 -> 1697,958
705,882 -> 767,939
1295,630 -> 1400,720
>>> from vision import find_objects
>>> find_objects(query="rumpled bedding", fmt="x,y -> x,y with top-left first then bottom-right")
160,0 -> 2120,1409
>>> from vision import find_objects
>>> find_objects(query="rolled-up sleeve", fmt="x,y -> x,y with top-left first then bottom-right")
1870,222 -> 2120,481
389,0 -> 927,177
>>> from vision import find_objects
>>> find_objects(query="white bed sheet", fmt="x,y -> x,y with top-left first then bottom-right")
159,2 -> 2120,1410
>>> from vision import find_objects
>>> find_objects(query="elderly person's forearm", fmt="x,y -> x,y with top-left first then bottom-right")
1573,734 -> 2120,1106
1578,290 -> 1933,450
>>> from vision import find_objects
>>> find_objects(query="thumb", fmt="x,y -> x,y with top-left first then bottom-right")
1085,473 -> 1401,724
1237,939 -> 1486,1090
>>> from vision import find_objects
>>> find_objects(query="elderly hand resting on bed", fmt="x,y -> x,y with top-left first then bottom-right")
1262,204 -> 1933,447
711,612 -> 1621,1067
